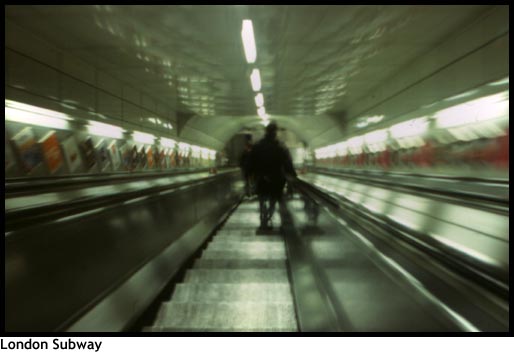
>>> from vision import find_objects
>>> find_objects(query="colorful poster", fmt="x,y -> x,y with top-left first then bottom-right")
108,140 -> 121,170
121,144 -> 133,170
130,145 -> 140,170
146,146 -> 154,169
81,137 -> 97,170
5,132 -> 16,171
139,146 -> 147,168
170,146 -> 178,167
153,146 -> 161,169
159,148 -> 166,169
61,136 -> 82,173
164,148 -> 171,169
95,140 -> 110,172
39,131 -> 64,174
11,127 -> 43,174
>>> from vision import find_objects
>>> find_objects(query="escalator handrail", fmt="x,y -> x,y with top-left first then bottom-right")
5,167 -> 231,197
288,176 -> 509,298
307,167 -> 509,206
306,165 -> 509,185
5,170 -> 240,232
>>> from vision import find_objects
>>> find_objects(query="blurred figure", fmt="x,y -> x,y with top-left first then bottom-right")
248,122 -> 297,230
239,134 -> 254,197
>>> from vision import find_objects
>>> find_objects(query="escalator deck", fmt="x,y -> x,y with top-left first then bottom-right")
148,200 -> 299,332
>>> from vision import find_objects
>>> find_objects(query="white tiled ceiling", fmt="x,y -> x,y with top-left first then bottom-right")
5,5 -> 491,144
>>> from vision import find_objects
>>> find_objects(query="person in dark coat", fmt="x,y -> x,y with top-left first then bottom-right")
248,122 -> 297,230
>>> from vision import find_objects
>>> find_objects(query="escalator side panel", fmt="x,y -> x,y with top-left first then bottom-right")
5,172 -> 241,332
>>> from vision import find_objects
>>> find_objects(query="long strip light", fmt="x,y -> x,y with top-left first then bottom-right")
241,20 -> 257,63
87,120 -> 125,139
255,93 -> 264,107
257,107 -> 266,117
5,107 -> 71,131
390,117 -> 428,138
132,131 -> 155,144
250,69 -> 261,91
435,92 -> 508,129
160,137 -> 176,148
5,100 -> 71,121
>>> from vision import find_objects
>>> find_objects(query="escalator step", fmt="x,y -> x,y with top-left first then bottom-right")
151,301 -> 297,332
171,283 -> 293,303
206,241 -> 285,252
194,258 -> 287,269
184,269 -> 288,283
201,248 -> 286,260
211,234 -> 282,242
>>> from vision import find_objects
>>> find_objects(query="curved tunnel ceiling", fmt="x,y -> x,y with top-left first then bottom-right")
5,5 -> 491,149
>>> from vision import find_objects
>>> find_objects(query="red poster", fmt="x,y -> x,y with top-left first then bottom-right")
40,131 -> 64,174
146,147 -> 154,168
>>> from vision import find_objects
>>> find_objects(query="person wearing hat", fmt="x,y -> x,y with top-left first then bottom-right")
248,122 -> 297,230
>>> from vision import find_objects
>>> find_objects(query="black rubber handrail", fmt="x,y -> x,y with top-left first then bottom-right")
289,177 -> 509,300
307,165 -> 509,185
307,168 -> 509,209
5,170 -> 239,232
5,168 -> 227,197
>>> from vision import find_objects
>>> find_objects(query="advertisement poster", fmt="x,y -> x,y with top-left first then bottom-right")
121,144 -> 133,171
130,145 -> 140,170
146,146 -> 154,169
163,148 -> 171,168
39,130 -> 64,174
108,140 -> 121,170
139,146 -> 147,168
81,137 -> 97,170
11,127 -> 43,174
170,146 -> 178,167
95,140 -> 111,172
159,148 -> 167,169
61,136 -> 83,173
153,146 -> 162,169
5,132 -> 16,172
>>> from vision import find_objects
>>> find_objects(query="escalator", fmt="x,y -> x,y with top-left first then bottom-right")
147,200 -> 298,332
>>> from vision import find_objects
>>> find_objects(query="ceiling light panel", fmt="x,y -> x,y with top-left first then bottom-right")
241,20 -> 257,64
250,69 -> 261,92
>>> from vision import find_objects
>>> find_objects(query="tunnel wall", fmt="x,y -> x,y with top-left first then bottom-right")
5,18 -> 222,150
311,6 -> 509,146
5,171 -> 242,332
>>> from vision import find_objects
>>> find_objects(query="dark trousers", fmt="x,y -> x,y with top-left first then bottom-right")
258,194 -> 279,228
256,176 -> 285,228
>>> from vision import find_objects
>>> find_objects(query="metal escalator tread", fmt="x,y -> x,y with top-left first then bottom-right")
148,200 -> 299,332
149,302 -> 297,332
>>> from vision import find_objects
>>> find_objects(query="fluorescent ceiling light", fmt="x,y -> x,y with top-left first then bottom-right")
435,92 -> 508,129
5,107 -> 70,131
488,77 -> 509,86
390,117 -> 428,138
444,90 -> 479,102
257,106 -> 266,117
87,120 -> 125,139
250,69 -> 261,91
5,100 -> 72,121
241,20 -> 257,63
132,131 -> 155,144
255,93 -> 264,107
160,137 -> 176,148
364,129 -> 388,144
367,115 -> 384,124
178,142 -> 190,151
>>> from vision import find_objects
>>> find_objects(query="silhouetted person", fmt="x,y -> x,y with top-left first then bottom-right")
248,122 -> 297,230
239,134 -> 253,197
